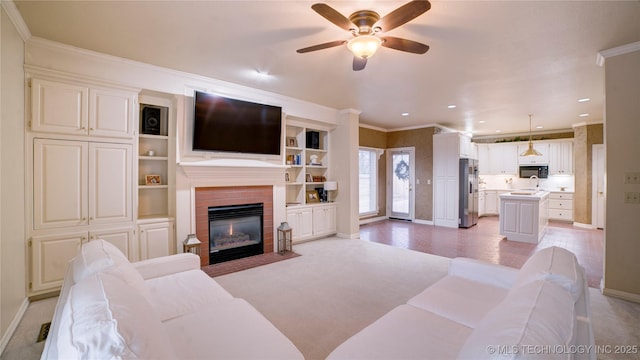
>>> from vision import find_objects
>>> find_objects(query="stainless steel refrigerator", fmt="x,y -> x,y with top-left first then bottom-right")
459,158 -> 479,228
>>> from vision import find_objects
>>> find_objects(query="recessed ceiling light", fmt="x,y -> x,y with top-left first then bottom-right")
447,105 -> 457,109
495,130 -> 502,133
401,112 -> 409,116
579,113 -> 590,117
578,98 -> 591,103
479,120 -> 486,124
536,125 -> 544,129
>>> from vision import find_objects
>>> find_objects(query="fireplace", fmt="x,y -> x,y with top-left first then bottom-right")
208,203 -> 264,264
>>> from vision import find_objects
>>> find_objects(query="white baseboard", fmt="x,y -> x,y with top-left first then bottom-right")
602,287 -> 640,304
573,222 -> 594,229
359,216 -> 388,225
413,219 -> 434,225
0,298 -> 30,355
336,232 -> 360,239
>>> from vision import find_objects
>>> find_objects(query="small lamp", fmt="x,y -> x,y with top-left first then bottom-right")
323,181 -> 338,202
183,234 -> 201,256
277,222 -> 292,255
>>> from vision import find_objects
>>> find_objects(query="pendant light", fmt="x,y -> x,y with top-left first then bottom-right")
520,114 -> 542,157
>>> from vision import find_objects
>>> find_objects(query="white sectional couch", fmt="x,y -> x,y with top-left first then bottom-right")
328,246 -> 595,360
42,239 -> 303,359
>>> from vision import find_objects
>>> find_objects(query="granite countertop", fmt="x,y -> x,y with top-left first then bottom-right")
499,190 -> 550,200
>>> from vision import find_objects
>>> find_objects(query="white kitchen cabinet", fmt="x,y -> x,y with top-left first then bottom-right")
488,143 -> 518,175
478,190 -> 486,216
33,139 -> 133,230
477,144 -> 490,175
138,221 -> 175,260
499,192 -> 549,244
548,192 -> 574,221
31,78 -> 137,139
30,231 -> 86,293
484,191 -> 498,214
548,141 -> 573,175
459,134 -> 477,160
433,133 -> 461,228
312,204 -> 337,237
517,143 -> 549,165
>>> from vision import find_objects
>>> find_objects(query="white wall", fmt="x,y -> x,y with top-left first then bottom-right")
0,6 -> 28,352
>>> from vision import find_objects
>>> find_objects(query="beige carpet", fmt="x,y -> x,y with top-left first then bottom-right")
214,237 -> 451,360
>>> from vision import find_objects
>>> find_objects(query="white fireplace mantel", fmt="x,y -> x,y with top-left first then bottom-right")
178,158 -> 288,183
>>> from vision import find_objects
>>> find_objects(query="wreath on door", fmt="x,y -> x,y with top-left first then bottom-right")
394,160 -> 410,181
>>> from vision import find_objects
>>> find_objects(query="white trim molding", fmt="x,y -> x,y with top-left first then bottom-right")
602,287 -> 640,304
1,0 -> 31,41
596,41 -> 640,67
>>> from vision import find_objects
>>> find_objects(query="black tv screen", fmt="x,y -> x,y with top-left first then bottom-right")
192,91 -> 282,156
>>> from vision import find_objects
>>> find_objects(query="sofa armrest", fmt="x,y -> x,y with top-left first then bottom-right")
448,257 -> 518,289
132,253 -> 200,280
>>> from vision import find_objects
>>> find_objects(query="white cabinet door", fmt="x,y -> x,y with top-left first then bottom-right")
489,143 -> 518,175
312,204 -> 336,236
549,141 -> 573,175
517,143 -> 549,165
31,231 -> 86,293
477,144 -> 490,174
89,143 -> 133,225
485,191 -> 498,214
478,190 -> 486,216
89,87 -> 136,139
33,139 -> 89,230
90,227 -> 136,261
138,221 -> 175,260
287,207 -> 313,241
31,78 -> 89,135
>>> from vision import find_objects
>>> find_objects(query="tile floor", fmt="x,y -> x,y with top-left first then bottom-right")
359,216 -> 604,288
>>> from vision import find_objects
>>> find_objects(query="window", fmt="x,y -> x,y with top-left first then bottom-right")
359,147 -> 380,215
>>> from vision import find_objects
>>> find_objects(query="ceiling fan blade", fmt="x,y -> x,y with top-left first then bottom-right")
376,0 -> 431,32
296,40 -> 347,53
311,3 -> 355,31
353,57 -> 367,71
381,36 -> 429,54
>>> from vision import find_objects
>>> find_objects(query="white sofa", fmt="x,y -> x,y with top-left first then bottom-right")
328,246 -> 595,360
41,239 -> 303,359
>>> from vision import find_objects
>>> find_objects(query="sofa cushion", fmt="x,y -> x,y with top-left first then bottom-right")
57,271 -> 176,359
407,275 -> 509,328
456,280 -> 575,360
72,239 -> 130,283
328,304 -> 473,360
163,298 -> 304,360
513,246 -> 584,301
145,269 -> 234,321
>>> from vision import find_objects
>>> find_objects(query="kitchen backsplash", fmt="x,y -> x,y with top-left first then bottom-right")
479,174 -> 575,192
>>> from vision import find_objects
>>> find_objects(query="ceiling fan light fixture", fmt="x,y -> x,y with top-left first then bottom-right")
347,35 -> 382,59
521,114 -> 543,157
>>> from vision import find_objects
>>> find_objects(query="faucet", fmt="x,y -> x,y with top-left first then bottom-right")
529,175 -> 539,189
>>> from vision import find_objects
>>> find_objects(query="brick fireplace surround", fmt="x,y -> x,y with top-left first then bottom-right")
194,186 -> 274,267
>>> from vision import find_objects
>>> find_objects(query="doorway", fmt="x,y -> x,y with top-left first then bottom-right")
387,147 -> 415,220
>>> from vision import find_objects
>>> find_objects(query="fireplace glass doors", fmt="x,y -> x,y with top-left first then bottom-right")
208,203 -> 264,264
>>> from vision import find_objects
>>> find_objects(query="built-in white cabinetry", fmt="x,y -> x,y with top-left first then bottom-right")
459,134 -> 477,159
31,78 -> 136,139
484,190 -> 498,214
433,133 -> 461,228
517,143 -> 549,165
548,141 -> 573,175
478,189 -> 486,216
138,221 -> 175,260
91,227 -> 136,260
489,143 -> 518,175
477,144 -> 490,175
33,139 -> 133,230
548,192 -> 574,221
286,203 -> 336,242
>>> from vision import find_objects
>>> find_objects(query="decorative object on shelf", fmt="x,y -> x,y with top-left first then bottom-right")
306,173 -> 313,182
394,159 -> 410,181
313,175 -> 326,182
520,114 -> 543,157
183,234 -> 201,255
306,190 -> 320,203
277,222 -> 293,255
145,174 -> 161,185
286,137 -> 298,147
309,154 -> 320,165
324,181 -> 338,202
285,173 -> 290,182
147,150 -> 155,156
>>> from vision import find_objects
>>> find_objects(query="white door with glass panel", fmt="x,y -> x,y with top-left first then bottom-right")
388,148 -> 415,220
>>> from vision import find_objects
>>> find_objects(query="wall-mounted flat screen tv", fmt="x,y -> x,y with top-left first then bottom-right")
192,91 -> 282,156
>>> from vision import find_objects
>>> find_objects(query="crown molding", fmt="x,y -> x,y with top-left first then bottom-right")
596,41 -> 640,67
1,0 -> 31,41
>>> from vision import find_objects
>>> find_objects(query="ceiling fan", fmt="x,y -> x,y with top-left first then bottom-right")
296,1 -> 431,71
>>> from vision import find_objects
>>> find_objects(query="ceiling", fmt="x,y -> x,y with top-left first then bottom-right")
13,1 -> 640,135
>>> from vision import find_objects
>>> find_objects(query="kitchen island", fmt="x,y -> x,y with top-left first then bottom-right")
499,190 -> 549,243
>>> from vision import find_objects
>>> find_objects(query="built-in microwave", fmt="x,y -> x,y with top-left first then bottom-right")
519,165 -> 548,179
